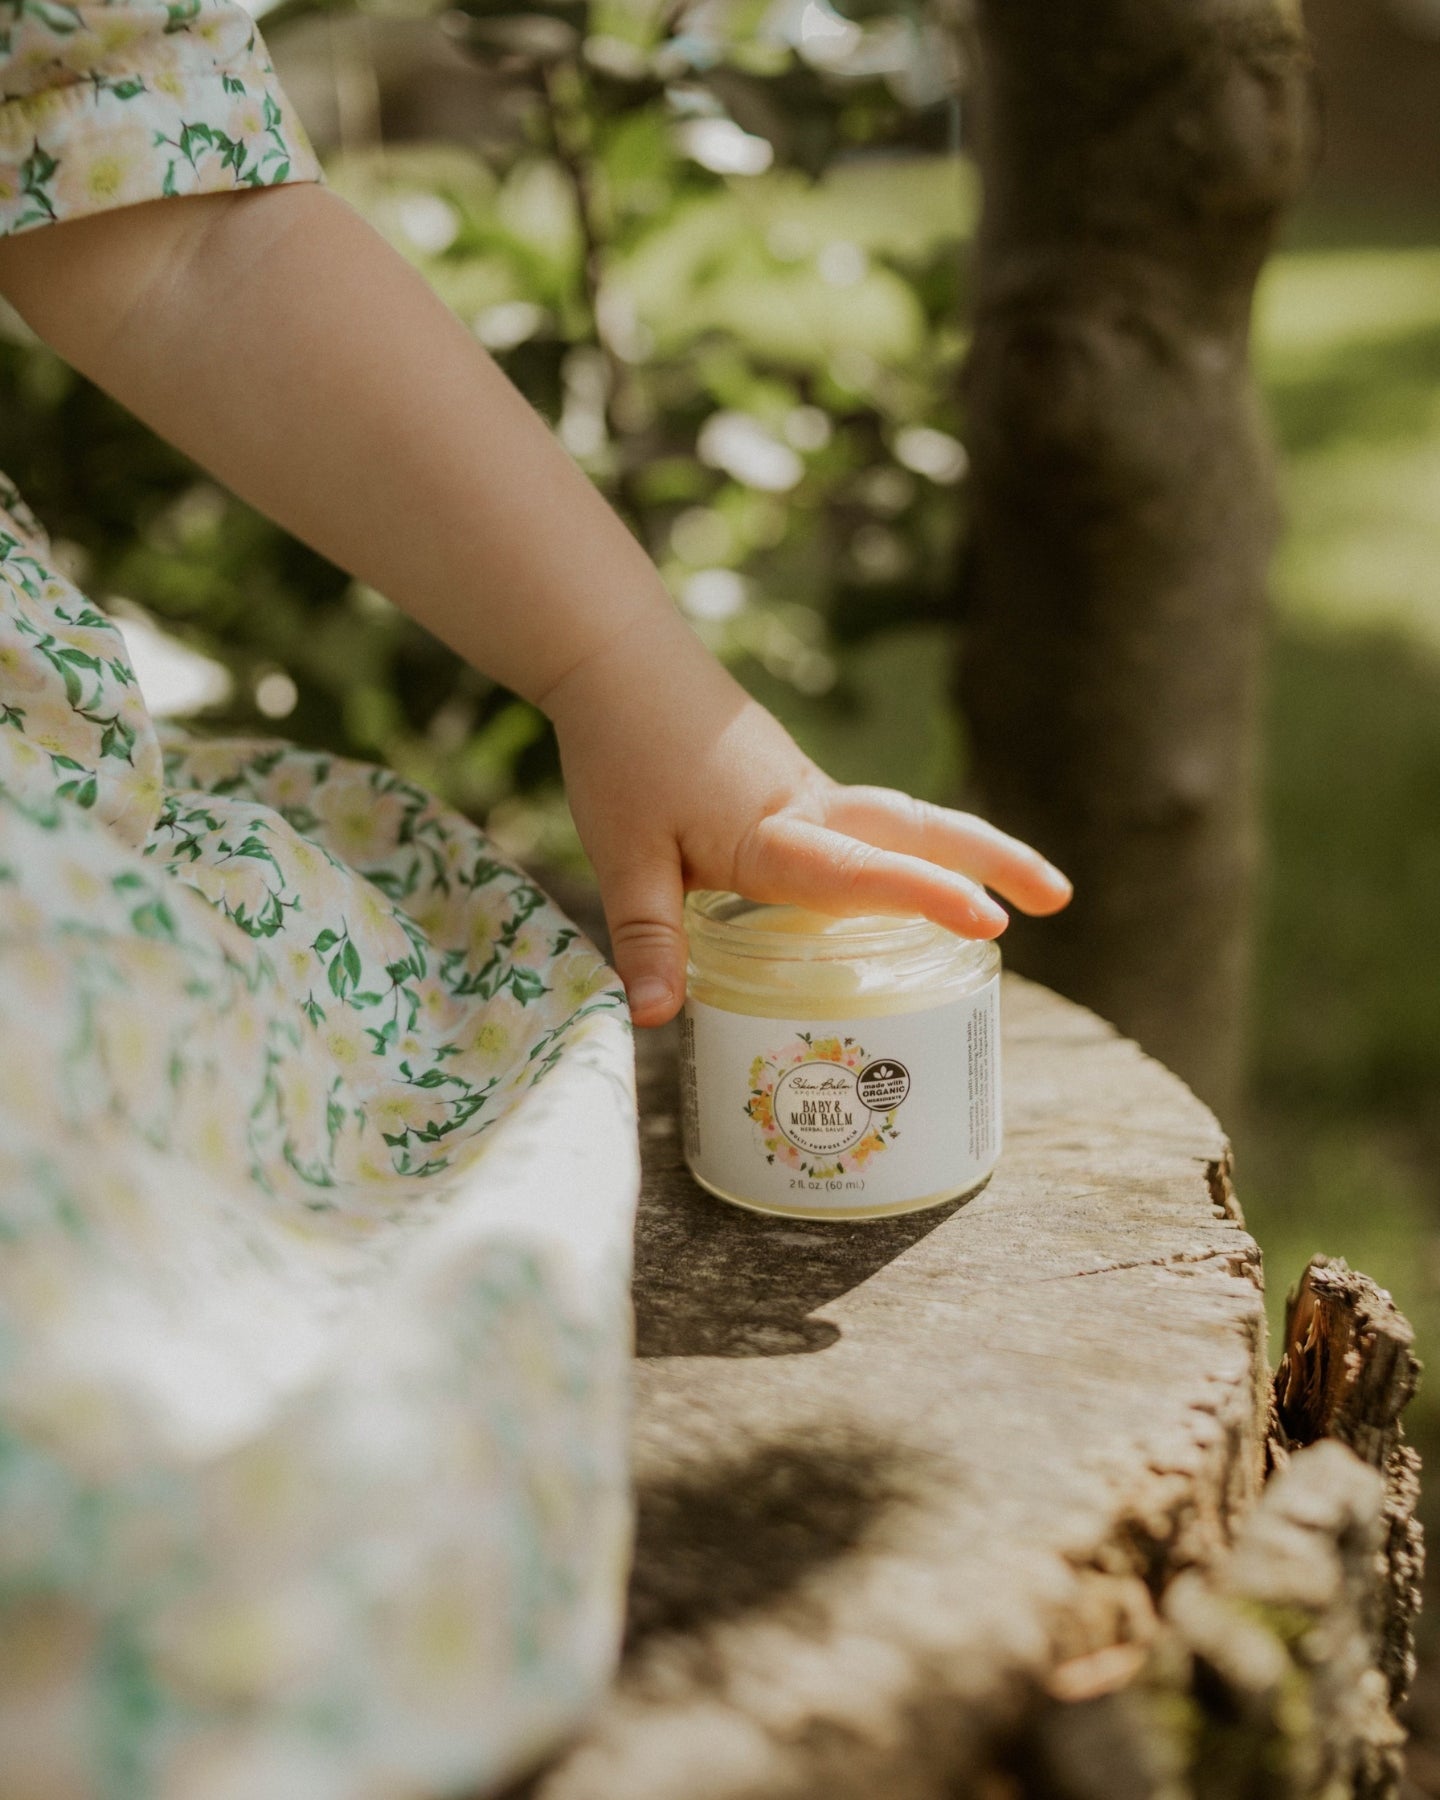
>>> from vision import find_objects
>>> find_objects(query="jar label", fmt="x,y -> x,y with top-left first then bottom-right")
679,974 -> 1001,1216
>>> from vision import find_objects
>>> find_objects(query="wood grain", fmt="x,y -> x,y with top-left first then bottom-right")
529,975 -> 1270,1798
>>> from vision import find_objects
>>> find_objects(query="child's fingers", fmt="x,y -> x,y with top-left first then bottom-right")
599,852 -> 687,1027
822,787 -> 1072,915
734,815 -> 1009,939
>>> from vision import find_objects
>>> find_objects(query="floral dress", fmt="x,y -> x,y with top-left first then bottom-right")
0,9 -> 638,1799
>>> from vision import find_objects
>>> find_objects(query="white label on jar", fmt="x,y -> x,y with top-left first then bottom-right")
680,974 -> 1001,1215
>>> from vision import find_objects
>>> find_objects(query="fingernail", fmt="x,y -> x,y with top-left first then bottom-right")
627,977 -> 672,1019
974,897 -> 1008,933
1042,862 -> 1073,895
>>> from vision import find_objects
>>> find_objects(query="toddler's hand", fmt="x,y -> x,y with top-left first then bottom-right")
546,612 -> 1072,1026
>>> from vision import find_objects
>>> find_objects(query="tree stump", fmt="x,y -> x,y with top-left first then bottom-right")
520,977 -> 1420,1799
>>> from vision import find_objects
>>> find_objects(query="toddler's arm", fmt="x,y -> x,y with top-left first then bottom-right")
0,185 -> 1069,1021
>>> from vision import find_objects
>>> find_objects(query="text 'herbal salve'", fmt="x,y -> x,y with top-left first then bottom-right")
680,891 -> 1001,1220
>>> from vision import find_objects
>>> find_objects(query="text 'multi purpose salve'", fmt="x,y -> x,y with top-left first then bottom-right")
680,891 -> 1001,1220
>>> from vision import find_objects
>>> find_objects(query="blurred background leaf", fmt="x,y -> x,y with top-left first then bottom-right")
0,0 -> 977,862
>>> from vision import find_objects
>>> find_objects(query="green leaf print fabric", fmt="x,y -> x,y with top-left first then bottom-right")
0,486 -> 640,1794
0,0 -> 322,233
0,7 -> 642,1783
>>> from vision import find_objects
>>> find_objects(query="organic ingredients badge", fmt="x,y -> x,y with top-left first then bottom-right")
745,1033 -> 911,1178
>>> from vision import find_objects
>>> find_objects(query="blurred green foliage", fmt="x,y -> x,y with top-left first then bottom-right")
0,0 -> 975,864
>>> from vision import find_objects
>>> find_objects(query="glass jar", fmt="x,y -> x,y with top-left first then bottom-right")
680,891 -> 1002,1221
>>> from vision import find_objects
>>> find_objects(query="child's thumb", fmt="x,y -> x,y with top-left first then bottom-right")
602,857 -> 687,1028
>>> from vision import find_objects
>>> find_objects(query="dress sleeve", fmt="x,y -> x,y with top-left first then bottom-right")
0,0 -> 322,237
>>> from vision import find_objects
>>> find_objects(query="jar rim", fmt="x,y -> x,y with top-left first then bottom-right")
684,889 -> 987,965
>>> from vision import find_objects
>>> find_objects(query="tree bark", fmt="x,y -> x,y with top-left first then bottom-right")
1274,1255 -> 1425,1708
958,0 -> 1315,1113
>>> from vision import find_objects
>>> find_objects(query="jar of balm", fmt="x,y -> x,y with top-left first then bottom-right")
680,892 -> 1001,1221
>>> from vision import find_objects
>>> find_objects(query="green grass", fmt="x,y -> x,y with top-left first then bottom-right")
1247,209 -> 1440,1455
1257,246 -> 1440,655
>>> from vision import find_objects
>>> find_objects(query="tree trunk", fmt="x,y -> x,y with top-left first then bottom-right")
958,0 -> 1315,1113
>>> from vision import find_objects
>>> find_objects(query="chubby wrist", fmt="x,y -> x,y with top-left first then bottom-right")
537,600 -> 741,735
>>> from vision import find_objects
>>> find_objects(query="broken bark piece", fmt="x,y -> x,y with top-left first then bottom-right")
1274,1255 -> 1425,1706
1276,1255 -> 1421,1462
1015,1441 -> 1406,1800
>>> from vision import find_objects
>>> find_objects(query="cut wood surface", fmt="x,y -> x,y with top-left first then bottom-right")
524,975 -> 1273,1798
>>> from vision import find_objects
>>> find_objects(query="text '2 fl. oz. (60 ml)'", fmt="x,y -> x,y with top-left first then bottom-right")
679,891 -> 1002,1221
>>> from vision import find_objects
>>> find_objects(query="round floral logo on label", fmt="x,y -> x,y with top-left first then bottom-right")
745,1033 -> 907,1178
773,1062 -> 869,1156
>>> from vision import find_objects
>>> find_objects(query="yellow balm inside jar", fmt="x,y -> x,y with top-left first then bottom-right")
680,892 -> 1001,1221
